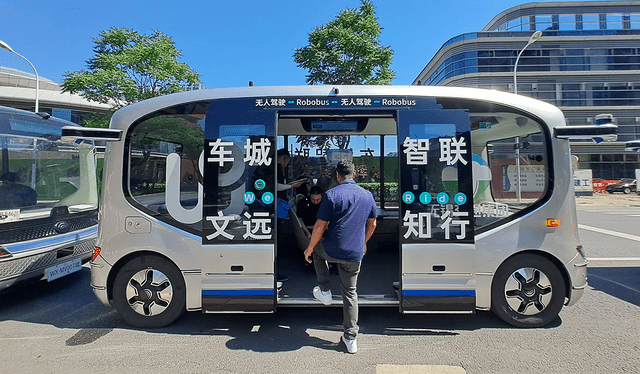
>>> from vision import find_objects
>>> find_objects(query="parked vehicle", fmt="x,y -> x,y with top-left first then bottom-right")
606,179 -> 637,194
0,106 -> 99,291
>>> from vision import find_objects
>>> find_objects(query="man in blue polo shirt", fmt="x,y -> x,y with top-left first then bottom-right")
303,160 -> 377,354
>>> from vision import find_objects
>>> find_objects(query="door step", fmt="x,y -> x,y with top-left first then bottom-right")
277,294 -> 399,306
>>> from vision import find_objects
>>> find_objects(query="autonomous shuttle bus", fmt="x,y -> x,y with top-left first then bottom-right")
68,86 -> 615,328
0,106 -> 99,290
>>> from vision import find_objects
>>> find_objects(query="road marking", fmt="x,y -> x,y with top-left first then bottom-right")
377,365 -> 466,374
578,224 -> 640,242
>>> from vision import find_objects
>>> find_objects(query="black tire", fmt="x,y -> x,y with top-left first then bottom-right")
623,187 -> 631,194
112,255 -> 185,328
491,254 -> 566,328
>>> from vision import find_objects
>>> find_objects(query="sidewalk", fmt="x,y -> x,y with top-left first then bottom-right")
575,193 -> 640,207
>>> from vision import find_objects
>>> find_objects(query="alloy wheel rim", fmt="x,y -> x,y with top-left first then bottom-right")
504,267 -> 552,315
125,269 -> 173,316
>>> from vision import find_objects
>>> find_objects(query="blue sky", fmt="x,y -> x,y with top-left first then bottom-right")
1,0 -> 563,88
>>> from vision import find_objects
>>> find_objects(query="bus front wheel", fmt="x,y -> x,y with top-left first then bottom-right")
112,255 -> 185,328
491,254 -> 565,328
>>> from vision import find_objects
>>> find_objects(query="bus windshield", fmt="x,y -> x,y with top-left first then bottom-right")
0,113 -> 98,223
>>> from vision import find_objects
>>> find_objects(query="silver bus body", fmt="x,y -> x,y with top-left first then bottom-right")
84,86 -> 597,328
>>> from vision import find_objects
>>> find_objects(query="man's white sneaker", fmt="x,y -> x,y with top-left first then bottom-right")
341,336 -> 357,354
312,286 -> 332,305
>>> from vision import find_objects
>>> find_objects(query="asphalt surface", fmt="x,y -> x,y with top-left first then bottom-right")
0,194 -> 638,374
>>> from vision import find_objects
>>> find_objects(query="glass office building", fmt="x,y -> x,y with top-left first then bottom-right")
413,1 -> 640,179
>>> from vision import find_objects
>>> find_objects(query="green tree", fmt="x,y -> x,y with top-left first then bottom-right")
62,27 -> 201,127
293,0 -> 395,85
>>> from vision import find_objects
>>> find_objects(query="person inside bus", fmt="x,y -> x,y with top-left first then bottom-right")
0,172 -> 37,209
303,160 -> 377,354
276,148 -> 303,201
296,185 -> 323,227
276,148 -> 302,282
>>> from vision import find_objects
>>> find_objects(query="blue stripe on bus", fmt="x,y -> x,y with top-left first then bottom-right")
402,290 -> 475,296
202,289 -> 274,296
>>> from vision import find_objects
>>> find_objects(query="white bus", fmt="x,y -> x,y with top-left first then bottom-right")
0,106 -> 99,290
69,86 -> 615,328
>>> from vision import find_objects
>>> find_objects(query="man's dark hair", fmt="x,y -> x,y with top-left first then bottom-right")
277,148 -> 290,158
309,185 -> 323,195
336,160 -> 355,179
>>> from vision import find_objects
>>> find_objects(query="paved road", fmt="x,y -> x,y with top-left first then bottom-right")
0,203 -> 638,374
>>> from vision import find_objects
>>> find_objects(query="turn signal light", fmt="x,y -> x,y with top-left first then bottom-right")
91,246 -> 102,262
546,219 -> 561,228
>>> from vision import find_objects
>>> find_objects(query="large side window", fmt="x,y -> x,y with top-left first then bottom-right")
127,102 -> 207,230
467,107 -> 550,230
285,134 -> 398,209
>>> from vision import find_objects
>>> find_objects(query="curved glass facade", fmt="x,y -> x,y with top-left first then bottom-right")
415,2 -> 640,179
495,13 -> 640,32
424,30 -> 640,87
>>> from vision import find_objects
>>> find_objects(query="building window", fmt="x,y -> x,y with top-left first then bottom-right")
599,14 -> 607,29
583,14 -> 599,30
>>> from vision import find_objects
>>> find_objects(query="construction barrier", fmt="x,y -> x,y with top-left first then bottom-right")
592,180 -> 621,193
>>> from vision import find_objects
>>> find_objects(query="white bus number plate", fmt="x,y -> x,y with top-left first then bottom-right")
46,258 -> 82,281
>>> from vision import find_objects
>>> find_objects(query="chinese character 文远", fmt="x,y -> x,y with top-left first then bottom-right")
244,138 -> 272,166
205,212 -> 235,240
242,212 -> 272,240
439,136 -> 468,166
207,139 -> 235,166
403,137 -> 429,165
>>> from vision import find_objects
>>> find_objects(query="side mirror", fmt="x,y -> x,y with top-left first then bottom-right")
554,124 -> 617,143
61,126 -> 123,142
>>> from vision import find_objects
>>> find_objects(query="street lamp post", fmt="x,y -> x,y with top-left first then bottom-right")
513,30 -> 542,95
513,31 -> 542,203
0,40 -> 40,112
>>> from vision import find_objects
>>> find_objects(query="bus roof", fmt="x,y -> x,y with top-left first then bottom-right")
110,85 -> 565,132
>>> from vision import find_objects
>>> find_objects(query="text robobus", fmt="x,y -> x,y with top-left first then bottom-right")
68,86 -> 615,328
0,106 -> 99,290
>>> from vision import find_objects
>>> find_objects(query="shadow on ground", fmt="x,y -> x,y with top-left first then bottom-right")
587,266 -> 640,307
0,260 -> 572,353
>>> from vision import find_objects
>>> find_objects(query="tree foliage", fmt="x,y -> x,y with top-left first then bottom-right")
62,27 -> 201,127
293,0 -> 395,85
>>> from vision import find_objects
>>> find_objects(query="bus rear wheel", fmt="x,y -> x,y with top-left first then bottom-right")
491,254 -> 565,328
112,255 -> 185,328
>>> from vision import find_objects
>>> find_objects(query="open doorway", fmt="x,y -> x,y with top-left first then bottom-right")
275,113 -> 400,305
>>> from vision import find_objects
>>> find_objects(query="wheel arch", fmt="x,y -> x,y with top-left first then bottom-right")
491,249 -> 571,305
106,250 -> 183,302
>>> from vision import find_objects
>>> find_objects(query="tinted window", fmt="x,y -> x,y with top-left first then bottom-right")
126,102 -> 207,231
436,100 -> 551,231
464,105 -> 550,229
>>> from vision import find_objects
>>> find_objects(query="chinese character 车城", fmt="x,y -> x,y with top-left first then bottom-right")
244,138 -> 272,166
208,139 -> 234,166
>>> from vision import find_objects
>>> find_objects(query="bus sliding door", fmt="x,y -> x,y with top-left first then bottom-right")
202,98 -> 277,312
398,109 -> 476,313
